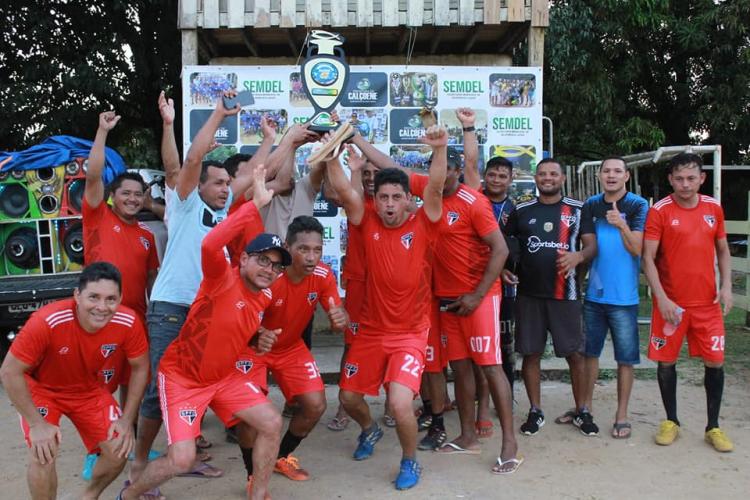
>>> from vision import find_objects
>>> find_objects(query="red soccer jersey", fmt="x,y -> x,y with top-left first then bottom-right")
343,197 -> 374,282
83,199 -> 159,320
357,207 -> 437,334
226,197 -> 266,267
410,174 -> 500,297
159,202 -> 272,387
10,299 -> 147,393
644,194 -> 726,307
262,264 -> 342,350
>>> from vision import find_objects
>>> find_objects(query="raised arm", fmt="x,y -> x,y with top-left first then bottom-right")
178,90 -> 240,201
85,111 -> 121,208
350,132 -> 400,170
455,107 -> 480,190
325,150 -> 365,225
158,91 -> 181,189
418,125 -> 448,222
344,144 -> 367,199
233,116 -> 278,198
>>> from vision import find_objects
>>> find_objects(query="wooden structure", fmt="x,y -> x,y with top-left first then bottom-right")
178,0 -> 549,65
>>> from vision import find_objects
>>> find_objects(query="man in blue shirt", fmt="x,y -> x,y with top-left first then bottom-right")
578,156 -> 648,438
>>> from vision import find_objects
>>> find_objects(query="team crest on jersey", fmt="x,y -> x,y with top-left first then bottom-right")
113,224 -> 121,233
440,334 -> 448,348
703,215 -> 715,228
373,232 -> 380,241
651,337 -> 666,350
275,299 -> 284,306
179,408 -> 198,425
543,222 -> 553,232
447,211 -> 460,226
401,232 -> 414,250
37,407 -> 48,418
236,360 -> 253,374
349,322 -> 359,335
671,219 -> 680,226
101,369 -> 115,384
100,344 -> 117,358
140,236 -> 150,250
307,292 -> 319,305
258,311 -> 264,321
560,214 -> 577,228
344,362 -> 359,378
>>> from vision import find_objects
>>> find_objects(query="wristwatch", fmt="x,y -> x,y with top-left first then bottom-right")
462,126 -> 475,132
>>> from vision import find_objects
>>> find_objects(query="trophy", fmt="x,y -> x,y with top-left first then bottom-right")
303,30 -> 354,164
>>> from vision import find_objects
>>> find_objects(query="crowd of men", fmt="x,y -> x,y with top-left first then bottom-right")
0,90 -> 735,500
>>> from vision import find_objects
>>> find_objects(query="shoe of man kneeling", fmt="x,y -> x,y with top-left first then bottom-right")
274,455 -> 310,480
705,428 -> 733,452
654,420 -> 680,446
395,458 -> 422,490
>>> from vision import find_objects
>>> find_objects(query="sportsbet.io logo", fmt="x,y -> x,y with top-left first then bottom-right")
527,236 -> 569,254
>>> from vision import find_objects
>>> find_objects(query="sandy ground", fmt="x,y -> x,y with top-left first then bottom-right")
1,376 -> 748,500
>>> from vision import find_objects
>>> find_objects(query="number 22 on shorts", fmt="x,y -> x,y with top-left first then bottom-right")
400,354 -> 422,377
710,335 -> 725,352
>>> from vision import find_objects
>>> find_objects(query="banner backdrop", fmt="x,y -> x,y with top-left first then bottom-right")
182,65 -> 543,287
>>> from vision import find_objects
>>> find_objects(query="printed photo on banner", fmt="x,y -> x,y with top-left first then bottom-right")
441,109 -> 488,145
389,109 -> 437,144
451,145 -> 486,174
240,109 -> 288,145
489,145 -> 537,173
339,219 -> 348,254
342,72 -> 388,107
389,145 -> 432,171
189,72 -> 238,106
321,255 -> 340,284
205,145 -> 238,164
340,109 -> 388,144
189,110 -> 238,144
295,144 -> 314,178
389,72 -> 438,107
489,73 -> 537,107
289,72 -> 311,106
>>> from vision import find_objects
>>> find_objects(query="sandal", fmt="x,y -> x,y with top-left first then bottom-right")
611,422 -> 632,439
475,420 -> 494,438
307,122 -> 354,165
554,409 -> 576,425
383,414 -> 397,428
491,455 -> 524,475
327,415 -> 350,431
196,449 -> 212,462
177,461 -> 224,478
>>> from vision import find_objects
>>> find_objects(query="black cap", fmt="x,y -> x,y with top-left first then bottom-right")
244,233 -> 292,266
427,147 -> 463,169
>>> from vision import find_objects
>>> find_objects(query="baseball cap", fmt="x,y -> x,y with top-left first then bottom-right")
427,147 -> 463,169
245,233 -> 292,266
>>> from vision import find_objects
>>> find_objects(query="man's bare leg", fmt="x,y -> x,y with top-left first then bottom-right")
388,382 -> 419,459
130,415 -> 161,481
27,451 -> 56,500
616,363 -> 634,424
235,403 -> 282,500
122,440 -> 196,500
582,356 -> 599,410
442,358 -> 480,450
83,440 -> 127,500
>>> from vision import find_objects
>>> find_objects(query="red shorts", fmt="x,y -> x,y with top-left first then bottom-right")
242,342 -> 324,401
20,387 -> 121,454
648,302 -> 725,364
441,293 -> 503,366
425,300 -> 447,373
339,330 -> 428,396
344,278 -> 366,345
158,370 -> 269,445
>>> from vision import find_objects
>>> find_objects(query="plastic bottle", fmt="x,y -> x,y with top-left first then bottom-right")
663,306 -> 685,336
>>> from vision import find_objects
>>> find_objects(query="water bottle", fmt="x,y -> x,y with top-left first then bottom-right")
662,306 -> 685,336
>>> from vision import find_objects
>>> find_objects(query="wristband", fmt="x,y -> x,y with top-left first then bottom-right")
462,126 -> 475,132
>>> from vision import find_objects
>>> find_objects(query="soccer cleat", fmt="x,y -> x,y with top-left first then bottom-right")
274,455 -> 310,481
654,420 -> 680,446
394,458 -> 422,490
520,409 -> 545,435
353,425 -> 384,461
418,428 -> 447,451
705,428 -> 733,452
573,410 -> 599,436
417,413 -> 432,431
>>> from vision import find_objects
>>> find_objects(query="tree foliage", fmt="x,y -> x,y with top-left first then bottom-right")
544,0 -> 750,165
0,0 -> 181,167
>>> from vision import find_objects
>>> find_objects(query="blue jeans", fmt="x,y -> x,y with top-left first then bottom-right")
140,301 -> 189,419
583,301 -> 640,365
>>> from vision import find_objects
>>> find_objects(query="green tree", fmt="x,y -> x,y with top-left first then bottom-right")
0,0 -> 181,168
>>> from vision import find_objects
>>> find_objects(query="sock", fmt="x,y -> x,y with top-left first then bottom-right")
422,399 -> 432,417
278,430 -> 305,458
430,412 -> 444,431
704,366 -> 724,431
657,364 -> 679,425
241,446 -> 253,476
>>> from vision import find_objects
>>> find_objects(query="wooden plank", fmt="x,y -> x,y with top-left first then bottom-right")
357,0 -> 374,27
483,0 -> 501,25
458,0 -> 474,26
531,0 -> 549,27
179,0 -> 198,28
226,0 -> 245,27
203,0 -> 220,28
255,0 -> 271,27
305,0 -> 323,27
181,30 -> 199,66
527,25 -> 545,66
330,0 -> 348,26
381,0 -> 399,26
407,0 -> 424,26
432,0 -> 449,25
507,0 -> 524,22
280,0 -> 296,27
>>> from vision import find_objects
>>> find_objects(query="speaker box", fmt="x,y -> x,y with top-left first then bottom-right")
26,166 -> 65,218
61,158 -> 87,216
0,169 -> 41,220
55,218 -> 84,273
0,220 -> 59,277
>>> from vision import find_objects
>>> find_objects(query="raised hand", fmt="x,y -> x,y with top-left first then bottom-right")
98,111 -> 121,132
605,200 -> 627,230
285,123 -> 320,146
344,145 -> 366,172
251,166 -> 274,209
455,107 -> 476,128
327,297 -> 348,331
420,124 -> 449,148
260,115 -> 277,142
158,91 -> 175,126
216,89 -> 241,116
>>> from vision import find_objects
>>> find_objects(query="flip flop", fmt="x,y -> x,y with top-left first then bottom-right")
612,422 -> 632,439
554,409 -> 576,425
307,122 -> 354,165
475,420 -> 494,438
121,479 -> 165,500
383,414 -> 397,428
177,461 -> 224,478
196,449 -> 212,462
436,442 -> 482,455
327,415 -> 350,431
491,455 -> 524,475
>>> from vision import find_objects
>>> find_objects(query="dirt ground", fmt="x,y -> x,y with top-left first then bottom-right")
1,375 -> 748,500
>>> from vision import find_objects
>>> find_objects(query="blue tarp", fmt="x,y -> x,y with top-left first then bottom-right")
0,135 -> 127,184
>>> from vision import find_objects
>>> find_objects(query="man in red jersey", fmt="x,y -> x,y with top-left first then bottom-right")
120,169 -> 289,500
642,153 -> 734,452
325,125 -> 447,490
0,262 -> 150,500
236,215 -> 348,487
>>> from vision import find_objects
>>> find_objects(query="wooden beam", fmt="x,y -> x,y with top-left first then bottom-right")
458,0 -> 474,26
227,0 -> 244,28
255,0 -> 271,28
203,0 -> 220,28
483,0 -> 501,25
429,31 -> 442,54
507,0 -> 525,22
280,0 -> 296,28
531,0 -> 550,27
357,0 -> 374,27
181,29 -> 198,66
330,0 -> 348,27
397,28 -> 409,53
528,25 -> 545,66
407,0 -> 424,27
382,0 -> 399,27
179,0 -> 198,29
498,22 -> 528,53
198,29 -> 219,58
241,28 -> 259,57
305,0 -> 322,27
286,29 -> 299,56
433,0 -> 450,26
463,30 -> 480,54
365,27 -> 371,55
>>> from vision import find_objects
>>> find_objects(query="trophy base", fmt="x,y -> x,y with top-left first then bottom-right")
307,122 -> 354,165
307,111 -> 339,133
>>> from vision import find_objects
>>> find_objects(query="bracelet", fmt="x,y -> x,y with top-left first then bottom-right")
462,126 -> 475,132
